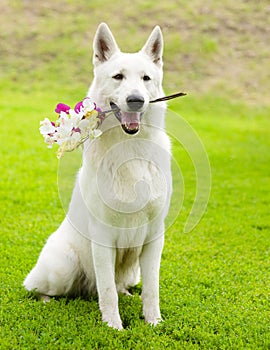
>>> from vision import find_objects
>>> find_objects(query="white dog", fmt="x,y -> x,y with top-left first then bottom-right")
24,23 -> 172,330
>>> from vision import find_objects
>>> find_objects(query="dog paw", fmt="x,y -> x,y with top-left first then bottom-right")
102,313 -> 123,330
145,316 -> 163,326
32,293 -> 51,303
106,319 -> 123,330
143,307 -> 162,326
39,294 -> 51,303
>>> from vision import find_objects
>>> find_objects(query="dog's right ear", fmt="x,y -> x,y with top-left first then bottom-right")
93,23 -> 120,66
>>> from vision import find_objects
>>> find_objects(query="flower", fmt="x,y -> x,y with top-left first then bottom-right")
77,119 -> 90,134
58,112 -> 74,131
55,103 -> 70,114
40,97 -> 104,158
74,101 -> 83,114
44,134 -> 55,148
82,97 -> 96,111
39,118 -> 56,136
69,109 -> 84,126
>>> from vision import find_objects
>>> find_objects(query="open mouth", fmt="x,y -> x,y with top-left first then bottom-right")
110,102 -> 141,135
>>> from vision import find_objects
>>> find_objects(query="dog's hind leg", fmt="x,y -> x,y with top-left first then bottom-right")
23,228 -> 81,297
39,294 -> 51,303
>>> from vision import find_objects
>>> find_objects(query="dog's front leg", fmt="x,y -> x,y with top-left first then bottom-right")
140,235 -> 164,326
92,242 -> 123,330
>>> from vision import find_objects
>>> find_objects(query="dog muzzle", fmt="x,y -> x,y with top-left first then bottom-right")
110,102 -> 143,135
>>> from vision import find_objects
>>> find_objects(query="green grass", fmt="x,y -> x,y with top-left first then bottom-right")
1,1 -> 270,349
1,91 -> 269,349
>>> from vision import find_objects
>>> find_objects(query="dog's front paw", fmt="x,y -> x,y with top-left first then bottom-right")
102,314 -> 123,330
143,306 -> 162,326
106,319 -> 123,330
145,315 -> 163,326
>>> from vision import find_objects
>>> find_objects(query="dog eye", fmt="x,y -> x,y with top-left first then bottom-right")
113,73 -> 124,80
143,75 -> 151,81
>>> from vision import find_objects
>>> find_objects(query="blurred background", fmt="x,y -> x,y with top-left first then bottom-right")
1,0 -> 269,106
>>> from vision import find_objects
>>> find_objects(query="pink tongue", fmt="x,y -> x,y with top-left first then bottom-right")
121,111 -> 140,128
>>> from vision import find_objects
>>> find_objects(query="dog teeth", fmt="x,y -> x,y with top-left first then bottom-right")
125,124 -> 136,131
124,123 -> 139,132
121,123 -> 139,135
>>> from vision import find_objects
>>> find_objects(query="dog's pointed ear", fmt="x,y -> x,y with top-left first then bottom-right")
141,26 -> 163,66
93,23 -> 120,66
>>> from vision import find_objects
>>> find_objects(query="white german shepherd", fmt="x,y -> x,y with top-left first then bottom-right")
24,23 -> 172,330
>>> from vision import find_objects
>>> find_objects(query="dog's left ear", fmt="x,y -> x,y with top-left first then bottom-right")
93,23 -> 120,66
141,26 -> 163,66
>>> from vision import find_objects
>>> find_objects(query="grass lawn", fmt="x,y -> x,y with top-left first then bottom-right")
1,1 -> 270,349
0,91 -> 269,349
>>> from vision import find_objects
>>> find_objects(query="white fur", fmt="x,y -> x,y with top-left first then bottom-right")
24,23 -> 172,330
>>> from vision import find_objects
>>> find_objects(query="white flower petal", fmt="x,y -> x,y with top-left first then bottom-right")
83,98 -> 95,111
59,111 -> 69,119
39,118 -> 56,135
44,134 -> 55,148
69,109 -> 84,123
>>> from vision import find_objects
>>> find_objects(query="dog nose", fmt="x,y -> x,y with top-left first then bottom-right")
126,95 -> 145,111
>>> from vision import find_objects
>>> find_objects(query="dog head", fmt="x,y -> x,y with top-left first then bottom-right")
91,23 -> 164,135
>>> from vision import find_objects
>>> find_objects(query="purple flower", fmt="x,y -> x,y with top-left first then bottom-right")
55,103 -> 70,114
72,127 -> 81,133
74,101 -> 83,113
